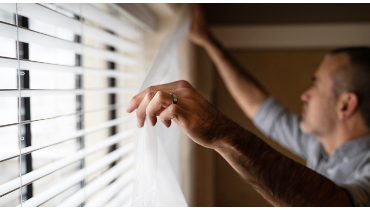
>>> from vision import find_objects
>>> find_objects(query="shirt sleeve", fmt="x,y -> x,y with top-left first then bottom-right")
337,164 -> 370,207
253,96 -> 313,160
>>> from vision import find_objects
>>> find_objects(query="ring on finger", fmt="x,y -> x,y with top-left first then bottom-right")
170,93 -> 178,104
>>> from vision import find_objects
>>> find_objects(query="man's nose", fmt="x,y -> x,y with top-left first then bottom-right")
301,89 -> 310,102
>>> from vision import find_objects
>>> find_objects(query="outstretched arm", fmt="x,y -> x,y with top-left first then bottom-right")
188,4 -> 268,119
215,122 -> 351,206
127,80 -> 352,206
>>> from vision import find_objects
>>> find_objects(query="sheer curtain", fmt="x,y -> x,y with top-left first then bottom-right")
132,7 -> 190,207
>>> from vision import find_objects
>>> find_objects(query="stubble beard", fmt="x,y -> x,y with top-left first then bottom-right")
299,104 -> 337,138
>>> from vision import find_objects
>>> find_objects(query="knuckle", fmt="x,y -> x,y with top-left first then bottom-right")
131,95 -> 140,104
147,86 -> 156,93
181,89 -> 192,98
145,91 -> 156,100
179,87 -> 196,100
156,91 -> 166,100
178,80 -> 190,88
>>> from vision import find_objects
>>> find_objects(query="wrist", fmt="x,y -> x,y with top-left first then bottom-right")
210,113 -> 247,151
202,34 -> 217,50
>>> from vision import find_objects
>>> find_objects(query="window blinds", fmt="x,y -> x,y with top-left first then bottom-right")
0,3 -> 143,207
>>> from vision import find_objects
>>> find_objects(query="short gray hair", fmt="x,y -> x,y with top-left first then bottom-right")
328,47 -> 370,128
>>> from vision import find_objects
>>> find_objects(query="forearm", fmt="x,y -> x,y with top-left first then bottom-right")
213,120 -> 352,206
202,37 -> 268,119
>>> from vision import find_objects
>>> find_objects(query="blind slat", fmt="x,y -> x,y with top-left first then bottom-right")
3,3 -> 97,36
83,23 -> 139,52
55,3 -> 140,39
57,158 -> 134,207
0,87 -> 137,98
0,22 -> 137,66
105,183 -> 133,207
0,118 -> 133,162
121,199 -> 132,207
0,57 -> 138,79
19,147 -> 134,207
110,3 -> 156,32
0,4 -> 141,53
84,46 -> 137,65
0,131 -> 134,196
85,170 -> 134,207
85,67 -> 138,79
0,21 -> 17,40
18,25 -> 81,53
0,56 -> 18,69
17,3 -> 81,34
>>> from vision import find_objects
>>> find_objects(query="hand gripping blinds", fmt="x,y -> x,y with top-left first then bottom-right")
0,3 -> 144,207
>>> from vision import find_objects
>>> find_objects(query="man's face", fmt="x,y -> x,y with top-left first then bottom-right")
299,53 -> 349,137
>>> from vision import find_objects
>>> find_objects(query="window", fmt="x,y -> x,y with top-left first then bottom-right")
0,3 -> 145,207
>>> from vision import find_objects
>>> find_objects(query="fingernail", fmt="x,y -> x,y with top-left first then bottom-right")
137,121 -> 141,128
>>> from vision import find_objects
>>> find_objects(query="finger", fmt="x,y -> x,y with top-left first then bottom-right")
136,91 -> 156,128
146,91 -> 193,126
159,104 -> 189,128
146,91 -> 171,126
127,80 -> 191,113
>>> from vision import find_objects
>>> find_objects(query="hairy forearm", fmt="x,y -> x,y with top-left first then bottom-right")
202,37 -> 268,119
213,120 -> 352,206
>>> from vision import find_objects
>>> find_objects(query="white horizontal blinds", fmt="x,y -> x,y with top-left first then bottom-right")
0,132 -> 134,197
0,3 -> 143,207
0,117 -> 132,162
20,148 -> 134,207
55,3 -> 141,40
0,4 -> 21,207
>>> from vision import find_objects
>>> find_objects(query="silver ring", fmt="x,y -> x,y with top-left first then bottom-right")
170,93 -> 177,104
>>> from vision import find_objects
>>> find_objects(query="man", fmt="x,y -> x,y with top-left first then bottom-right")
126,5 -> 370,206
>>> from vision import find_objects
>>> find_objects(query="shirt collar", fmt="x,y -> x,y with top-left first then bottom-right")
332,134 -> 370,159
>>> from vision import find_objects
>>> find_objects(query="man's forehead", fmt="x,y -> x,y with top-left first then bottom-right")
316,53 -> 350,77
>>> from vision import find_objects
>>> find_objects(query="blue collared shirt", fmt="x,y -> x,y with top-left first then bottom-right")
253,96 -> 370,207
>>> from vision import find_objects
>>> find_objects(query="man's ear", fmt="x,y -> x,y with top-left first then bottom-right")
337,92 -> 359,121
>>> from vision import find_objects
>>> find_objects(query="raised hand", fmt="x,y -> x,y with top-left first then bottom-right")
188,3 -> 213,47
126,80 -> 236,149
